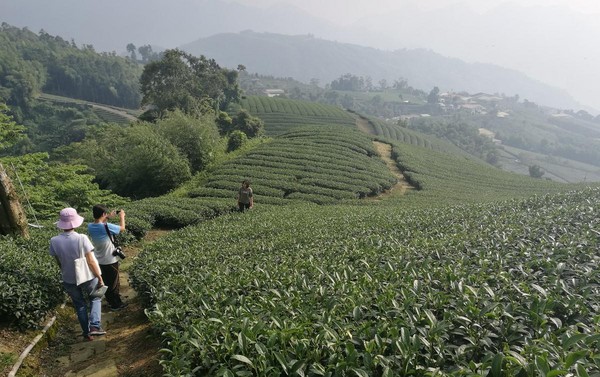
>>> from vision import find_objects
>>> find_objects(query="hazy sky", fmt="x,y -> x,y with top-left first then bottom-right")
234,0 -> 600,24
232,0 -> 600,111
2,0 -> 599,110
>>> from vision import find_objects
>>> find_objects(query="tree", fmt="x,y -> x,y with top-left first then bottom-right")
64,124 -> 191,198
126,43 -> 137,61
0,103 -> 25,150
528,164 -> 545,179
232,110 -> 264,138
427,86 -> 440,104
393,78 -> 408,89
227,130 -> 247,152
140,49 -> 241,118
155,110 -> 219,173
137,44 -> 157,63
378,79 -> 388,90
2,152 -> 125,220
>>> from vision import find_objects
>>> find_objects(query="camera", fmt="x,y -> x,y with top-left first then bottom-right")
112,246 -> 126,259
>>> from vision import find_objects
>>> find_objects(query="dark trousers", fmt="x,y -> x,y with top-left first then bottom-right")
238,202 -> 250,212
100,262 -> 123,308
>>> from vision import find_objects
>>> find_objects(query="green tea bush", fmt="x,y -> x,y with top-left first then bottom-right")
239,96 -> 355,135
131,187 -> 600,376
0,229 -> 63,329
192,126 -> 396,205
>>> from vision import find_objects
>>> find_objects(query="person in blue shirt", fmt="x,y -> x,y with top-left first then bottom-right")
88,205 -> 128,311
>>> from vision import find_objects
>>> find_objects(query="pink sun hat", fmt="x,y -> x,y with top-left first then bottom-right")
55,207 -> 85,229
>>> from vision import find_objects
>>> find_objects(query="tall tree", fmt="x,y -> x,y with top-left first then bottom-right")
140,49 -> 240,118
126,43 -> 137,61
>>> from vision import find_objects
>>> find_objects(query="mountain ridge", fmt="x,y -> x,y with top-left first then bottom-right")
181,31 -> 580,110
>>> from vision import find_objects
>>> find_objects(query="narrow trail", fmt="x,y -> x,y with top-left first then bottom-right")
34,229 -> 170,377
90,104 -> 138,122
355,116 -> 415,198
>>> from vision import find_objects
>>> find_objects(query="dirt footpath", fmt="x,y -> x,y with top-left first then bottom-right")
354,115 -> 415,198
29,231 -> 170,377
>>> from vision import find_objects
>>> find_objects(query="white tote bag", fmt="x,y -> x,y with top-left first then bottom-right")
74,234 -> 95,285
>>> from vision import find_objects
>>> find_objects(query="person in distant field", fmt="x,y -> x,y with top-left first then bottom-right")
88,205 -> 128,311
237,180 -> 254,212
50,208 -> 106,341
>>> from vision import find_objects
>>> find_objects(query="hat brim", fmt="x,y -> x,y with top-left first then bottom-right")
55,214 -> 85,229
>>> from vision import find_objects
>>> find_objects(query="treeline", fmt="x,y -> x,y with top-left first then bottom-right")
407,117 -> 500,164
0,23 -> 143,112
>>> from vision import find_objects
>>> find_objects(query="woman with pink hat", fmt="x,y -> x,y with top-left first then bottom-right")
49,207 -> 106,341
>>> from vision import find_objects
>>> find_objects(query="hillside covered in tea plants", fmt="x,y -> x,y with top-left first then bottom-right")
2,91 -> 599,376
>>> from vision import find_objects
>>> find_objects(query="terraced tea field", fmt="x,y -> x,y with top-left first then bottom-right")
131,188 -> 600,376
239,96 -> 356,135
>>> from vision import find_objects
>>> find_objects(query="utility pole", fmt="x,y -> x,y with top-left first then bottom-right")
0,163 -> 29,238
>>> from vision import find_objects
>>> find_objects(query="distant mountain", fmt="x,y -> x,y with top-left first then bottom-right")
181,31 -> 580,109
0,0 -> 336,53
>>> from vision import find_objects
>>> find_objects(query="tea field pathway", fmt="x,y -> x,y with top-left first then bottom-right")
34,229 -> 170,377
355,116 -> 415,198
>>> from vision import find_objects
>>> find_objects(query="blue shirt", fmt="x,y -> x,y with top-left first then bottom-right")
87,222 -> 121,265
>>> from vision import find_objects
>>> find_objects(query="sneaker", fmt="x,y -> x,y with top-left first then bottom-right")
89,326 -> 107,336
110,302 -> 129,312
83,334 -> 94,341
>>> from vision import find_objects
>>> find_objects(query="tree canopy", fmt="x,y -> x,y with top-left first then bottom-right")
140,49 -> 241,118
0,23 -> 142,109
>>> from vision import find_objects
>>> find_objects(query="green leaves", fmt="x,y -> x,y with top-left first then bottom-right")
131,187 -> 600,376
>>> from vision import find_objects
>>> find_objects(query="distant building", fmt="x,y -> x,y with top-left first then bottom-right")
264,89 -> 285,97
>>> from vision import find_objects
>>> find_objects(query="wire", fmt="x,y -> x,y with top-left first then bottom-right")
9,162 -> 41,228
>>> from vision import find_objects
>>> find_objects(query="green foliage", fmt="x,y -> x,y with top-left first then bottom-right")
216,110 -> 233,135
156,110 -> 220,173
389,141 -> 570,205
140,49 -> 240,117
0,153 -> 125,220
131,188 -> 600,375
408,116 -> 499,161
64,123 -> 191,198
231,109 -> 264,138
122,197 -> 235,239
227,130 -> 247,152
330,73 -> 367,91
0,103 -> 25,150
0,227 -> 64,328
0,24 -> 142,108
237,96 -> 355,135
190,126 -> 396,204
529,164 -> 545,179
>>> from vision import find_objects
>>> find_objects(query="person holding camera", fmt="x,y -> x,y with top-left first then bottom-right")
88,204 -> 128,311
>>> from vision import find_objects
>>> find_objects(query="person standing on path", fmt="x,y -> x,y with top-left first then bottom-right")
237,180 -> 254,212
88,205 -> 128,311
50,208 -> 106,341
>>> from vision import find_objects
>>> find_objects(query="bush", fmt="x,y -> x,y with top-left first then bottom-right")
227,130 -> 247,152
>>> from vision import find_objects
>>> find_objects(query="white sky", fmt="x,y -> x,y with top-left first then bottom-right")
236,0 -> 600,24
232,0 -> 600,111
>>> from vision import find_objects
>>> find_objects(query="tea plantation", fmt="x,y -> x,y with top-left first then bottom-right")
238,96 -> 356,135
2,94 -> 600,376
131,188 -> 600,376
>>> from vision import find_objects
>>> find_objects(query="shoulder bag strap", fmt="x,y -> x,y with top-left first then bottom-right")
104,223 -> 118,247
79,233 -> 85,259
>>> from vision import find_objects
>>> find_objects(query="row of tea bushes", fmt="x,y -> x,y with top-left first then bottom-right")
238,96 -> 356,135
131,187 -> 600,376
189,126 -> 397,205
0,227 -> 63,328
122,196 -> 236,239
